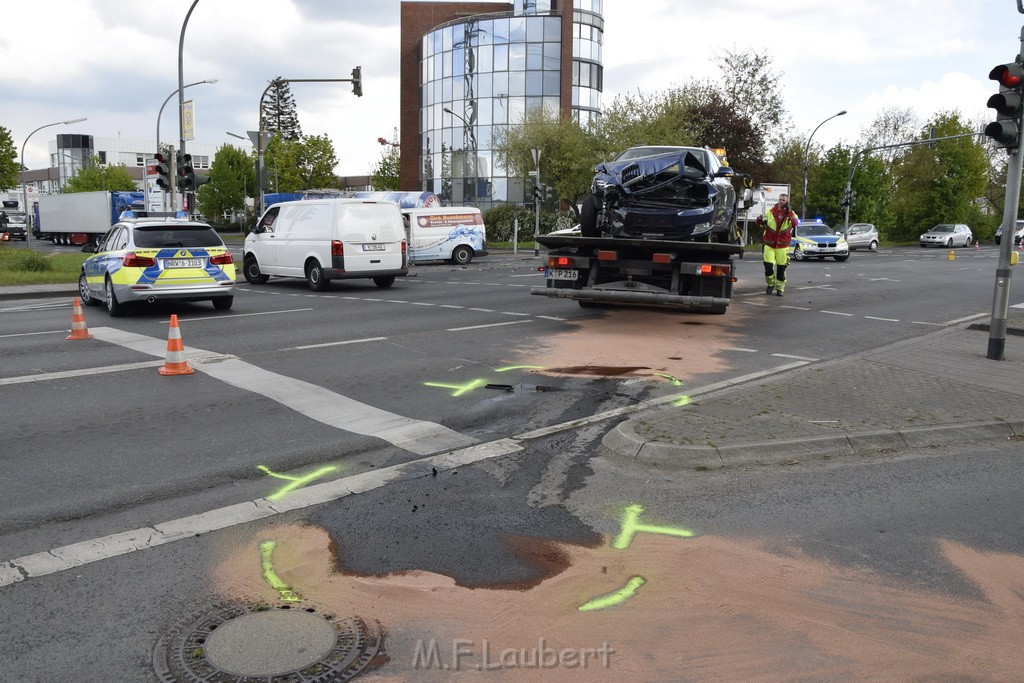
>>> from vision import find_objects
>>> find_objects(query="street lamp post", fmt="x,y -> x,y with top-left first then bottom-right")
801,110 -> 847,219
20,117 -> 87,242
156,78 -> 216,211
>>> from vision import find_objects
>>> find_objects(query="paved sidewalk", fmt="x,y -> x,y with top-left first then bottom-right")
603,324 -> 1024,470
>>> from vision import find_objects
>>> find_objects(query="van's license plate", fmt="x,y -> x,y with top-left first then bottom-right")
362,244 -> 386,251
165,259 -> 203,268
546,268 -> 578,281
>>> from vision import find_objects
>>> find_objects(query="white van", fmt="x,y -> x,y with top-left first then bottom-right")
243,199 -> 408,290
403,207 -> 487,265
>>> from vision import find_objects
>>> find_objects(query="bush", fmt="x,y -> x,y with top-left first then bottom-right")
483,204 -> 576,242
9,249 -> 52,272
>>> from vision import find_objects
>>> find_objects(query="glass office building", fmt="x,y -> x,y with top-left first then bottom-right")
403,0 -> 603,208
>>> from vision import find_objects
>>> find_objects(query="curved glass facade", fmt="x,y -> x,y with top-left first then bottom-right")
417,1 -> 602,208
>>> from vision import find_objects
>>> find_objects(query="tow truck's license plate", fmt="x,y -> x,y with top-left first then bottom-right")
363,244 -> 386,251
546,268 -> 578,281
165,259 -> 203,268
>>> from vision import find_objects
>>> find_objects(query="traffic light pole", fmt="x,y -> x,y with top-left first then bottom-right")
987,27 -> 1024,361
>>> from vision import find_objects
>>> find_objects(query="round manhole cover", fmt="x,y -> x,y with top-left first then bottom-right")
153,602 -> 384,682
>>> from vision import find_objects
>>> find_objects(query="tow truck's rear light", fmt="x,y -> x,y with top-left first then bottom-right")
549,256 -> 573,268
597,250 -> 618,261
210,252 -> 233,265
652,253 -> 672,264
331,240 -> 344,256
122,253 -> 156,267
700,264 -> 732,277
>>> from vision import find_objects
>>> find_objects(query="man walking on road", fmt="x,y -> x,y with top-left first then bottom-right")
757,193 -> 798,297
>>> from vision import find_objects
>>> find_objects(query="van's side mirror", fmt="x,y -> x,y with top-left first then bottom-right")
247,224 -> 259,235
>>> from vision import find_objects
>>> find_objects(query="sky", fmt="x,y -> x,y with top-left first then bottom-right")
2,0 -> 1021,177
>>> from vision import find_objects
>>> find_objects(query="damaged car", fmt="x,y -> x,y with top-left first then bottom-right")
580,145 -> 741,242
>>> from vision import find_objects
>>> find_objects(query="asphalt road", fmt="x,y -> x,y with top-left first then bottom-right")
1,245 -> 1021,680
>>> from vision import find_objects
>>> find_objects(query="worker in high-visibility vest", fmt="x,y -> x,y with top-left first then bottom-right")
756,193 -> 799,297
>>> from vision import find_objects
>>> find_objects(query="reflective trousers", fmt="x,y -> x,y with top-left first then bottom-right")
763,246 -> 790,292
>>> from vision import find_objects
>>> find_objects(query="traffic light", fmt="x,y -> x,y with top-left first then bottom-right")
154,152 -> 173,191
533,183 -> 542,201
351,66 -> 362,97
176,151 -> 195,191
986,60 -> 1024,149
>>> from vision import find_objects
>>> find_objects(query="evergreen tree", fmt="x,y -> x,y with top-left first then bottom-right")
261,78 -> 303,141
0,126 -> 18,190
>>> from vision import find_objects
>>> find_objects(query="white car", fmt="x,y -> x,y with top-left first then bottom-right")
994,220 -> 1024,245
919,224 -> 972,248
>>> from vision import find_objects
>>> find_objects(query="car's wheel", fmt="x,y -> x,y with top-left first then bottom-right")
373,275 -> 396,289
578,300 -> 598,308
996,237 -> 1002,245
946,238 -> 953,247
792,246 -> 805,261
305,260 -> 329,291
104,277 -> 123,317
965,236 -> 973,247
834,255 -> 850,262
706,304 -> 728,315
450,245 -> 473,265
580,192 -> 600,238
868,240 -> 878,252
212,296 -> 233,311
78,272 -> 100,306
243,256 -> 269,284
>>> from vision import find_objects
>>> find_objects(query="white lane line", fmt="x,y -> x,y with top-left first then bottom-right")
0,439 -> 524,588
287,336 -> 388,351
439,305 -> 465,309
0,360 -> 165,386
468,307 -> 494,312
385,300 -> 410,304
727,347 -> 759,353
821,310 -> 854,317
911,321 -> 945,327
88,327 -> 476,456
942,312 -> 985,325
411,302 -> 436,307
536,315 -> 567,322
0,360 -> 813,588
175,308 -> 313,323
447,320 -> 534,332
743,301 -> 770,307
500,312 -> 532,316
780,305 -> 811,311
864,316 -> 900,322
0,329 -> 66,339
510,274 -> 540,278
772,353 -> 820,361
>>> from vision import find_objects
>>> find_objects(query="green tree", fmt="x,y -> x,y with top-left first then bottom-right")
197,144 -> 255,222
0,126 -> 18,190
265,134 -> 339,192
261,78 -> 303,141
371,147 -> 400,191
714,48 -> 788,143
63,157 -> 137,193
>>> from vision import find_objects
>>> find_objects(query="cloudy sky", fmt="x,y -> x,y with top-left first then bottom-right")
2,0 -> 1018,176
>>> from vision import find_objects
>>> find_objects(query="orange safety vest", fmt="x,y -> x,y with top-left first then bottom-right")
760,206 -> 798,249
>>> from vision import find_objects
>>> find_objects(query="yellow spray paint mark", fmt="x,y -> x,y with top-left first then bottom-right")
495,365 -> 544,372
672,395 -> 692,407
260,540 -> 302,603
258,465 -> 338,501
424,378 -> 488,397
612,503 -> 694,550
654,373 -> 683,386
578,576 -> 646,612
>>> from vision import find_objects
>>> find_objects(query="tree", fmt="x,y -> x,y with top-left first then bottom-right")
0,126 -> 18,190
197,144 -> 255,222
261,78 -> 303,142
713,48 -> 789,145
371,147 -> 400,191
264,134 -> 339,192
858,107 -> 921,166
63,157 -> 137,193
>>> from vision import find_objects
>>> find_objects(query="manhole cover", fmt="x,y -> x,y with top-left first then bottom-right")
153,602 -> 384,682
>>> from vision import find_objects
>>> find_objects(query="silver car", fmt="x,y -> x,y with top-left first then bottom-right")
840,223 -> 879,251
920,224 -> 972,248
994,220 -> 1024,245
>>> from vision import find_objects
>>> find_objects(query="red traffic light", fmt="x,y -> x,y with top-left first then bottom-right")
154,152 -> 169,164
990,63 -> 1024,88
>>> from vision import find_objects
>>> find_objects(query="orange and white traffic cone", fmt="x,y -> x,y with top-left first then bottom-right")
1,232 -> 9,241
974,240 -> 979,250
158,314 -> 195,376
66,297 -> 94,340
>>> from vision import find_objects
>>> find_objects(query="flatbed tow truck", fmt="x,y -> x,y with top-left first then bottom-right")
530,235 -> 741,314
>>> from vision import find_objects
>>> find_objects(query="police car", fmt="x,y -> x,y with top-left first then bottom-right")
78,212 -> 235,317
788,220 -> 850,262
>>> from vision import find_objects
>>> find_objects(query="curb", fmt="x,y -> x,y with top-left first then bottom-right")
602,418 -> 1024,470
0,286 -> 76,301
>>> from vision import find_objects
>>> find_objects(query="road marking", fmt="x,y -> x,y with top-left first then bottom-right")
468,307 -> 494,312
447,320 -> 534,332
795,285 -> 837,290
439,304 -> 465,309
772,353 -> 819,361
88,327 -> 476,456
175,308 -> 313,323
0,360 -> 165,385
821,310 -> 853,317
743,301 -> 770,307
868,277 -> 901,282
780,305 -> 811,311
911,321 -> 945,326
0,329 -> 67,339
286,336 -> 388,351
727,347 -> 758,353
864,316 -> 900,322
942,312 -> 987,325
536,315 -> 567,322
501,311 -> 532,316
385,300 -> 410,304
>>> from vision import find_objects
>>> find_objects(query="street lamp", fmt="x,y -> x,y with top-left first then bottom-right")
801,110 -> 847,219
20,117 -> 87,242
157,78 -> 217,151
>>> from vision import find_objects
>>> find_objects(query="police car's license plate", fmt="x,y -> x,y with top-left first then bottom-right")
547,268 -> 578,281
363,244 -> 386,251
165,259 -> 203,268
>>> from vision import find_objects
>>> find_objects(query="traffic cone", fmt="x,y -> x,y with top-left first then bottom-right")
948,250 -> 955,261
974,240 -> 980,250
66,297 -> 94,340
1,232 -> 9,241
158,314 -> 195,375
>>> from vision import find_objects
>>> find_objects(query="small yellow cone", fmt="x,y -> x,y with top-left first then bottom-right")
948,250 -> 955,261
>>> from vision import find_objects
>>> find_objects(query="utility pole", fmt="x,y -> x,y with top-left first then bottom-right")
531,148 -> 541,257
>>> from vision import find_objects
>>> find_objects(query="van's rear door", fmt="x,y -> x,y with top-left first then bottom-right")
337,202 -> 406,274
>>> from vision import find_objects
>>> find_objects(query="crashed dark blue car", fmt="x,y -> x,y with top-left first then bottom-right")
581,146 -> 740,242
